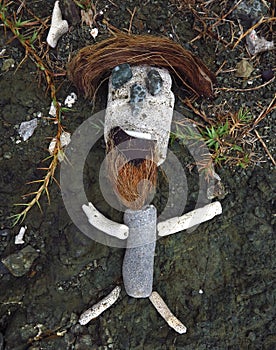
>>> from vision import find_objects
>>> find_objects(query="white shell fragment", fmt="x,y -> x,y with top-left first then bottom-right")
18,118 -> 38,141
246,30 -> 274,55
79,286 -> 121,325
90,27 -> 98,39
64,92 -> 77,108
149,291 -> 187,334
0,48 -> 6,57
157,201 -> 222,237
15,226 -> 27,245
46,1 -> 69,48
82,202 -> 129,240
48,131 -> 71,161
48,101 -> 61,118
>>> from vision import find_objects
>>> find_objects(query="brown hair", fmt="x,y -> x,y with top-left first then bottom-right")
67,32 -> 216,99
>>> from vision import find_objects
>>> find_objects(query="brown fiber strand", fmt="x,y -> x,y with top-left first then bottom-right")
67,32 -> 216,99
107,147 -> 157,210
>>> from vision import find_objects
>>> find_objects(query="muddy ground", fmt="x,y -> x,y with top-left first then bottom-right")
0,0 -> 275,349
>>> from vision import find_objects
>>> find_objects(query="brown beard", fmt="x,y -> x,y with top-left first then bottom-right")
106,127 -> 157,210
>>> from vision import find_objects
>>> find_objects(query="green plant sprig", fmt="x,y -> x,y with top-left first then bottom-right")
0,0 -> 65,226
171,107 -> 255,168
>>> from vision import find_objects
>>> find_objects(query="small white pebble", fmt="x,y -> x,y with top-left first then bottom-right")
0,48 -> 6,57
90,27 -> 98,39
64,92 -> 77,108
48,131 -> 71,161
49,101 -> 61,117
198,289 -> 204,294
15,225 -> 27,244
18,119 -> 38,141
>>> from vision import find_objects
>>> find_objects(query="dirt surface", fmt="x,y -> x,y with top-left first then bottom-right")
0,0 -> 275,349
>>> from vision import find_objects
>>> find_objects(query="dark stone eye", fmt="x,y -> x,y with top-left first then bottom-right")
111,63 -> 133,89
146,69 -> 163,95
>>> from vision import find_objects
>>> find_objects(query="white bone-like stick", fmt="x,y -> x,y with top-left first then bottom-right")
149,291 -> 187,334
82,202 -> 129,240
79,286 -> 121,325
46,1 -> 69,48
157,201 -> 222,237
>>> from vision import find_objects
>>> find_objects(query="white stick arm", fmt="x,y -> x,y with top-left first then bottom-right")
82,202 -> 129,240
157,201 -> 222,237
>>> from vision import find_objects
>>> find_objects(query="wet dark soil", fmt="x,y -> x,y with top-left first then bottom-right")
0,0 -> 275,349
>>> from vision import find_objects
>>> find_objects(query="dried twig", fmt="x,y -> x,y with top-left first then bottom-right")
189,0 -> 243,46
253,93 -> 276,126
254,130 -> 276,166
217,76 -> 275,92
127,6 -> 137,34
211,0 -> 243,28
0,1 -> 65,225
233,17 -> 276,49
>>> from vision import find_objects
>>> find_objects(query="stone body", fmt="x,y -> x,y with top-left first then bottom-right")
122,205 -> 157,298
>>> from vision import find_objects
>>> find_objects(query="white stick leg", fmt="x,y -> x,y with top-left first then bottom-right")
149,291 -> 187,334
79,286 -> 121,325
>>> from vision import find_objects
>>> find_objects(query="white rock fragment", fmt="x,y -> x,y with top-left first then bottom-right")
90,27 -> 98,39
60,131 -> 71,147
0,48 -> 6,57
46,1 -> 69,48
82,202 -> 129,240
33,324 -> 44,341
15,226 -> 27,245
64,92 -> 77,108
48,131 -> 71,161
49,101 -> 61,118
246,30 -> 274,55
18,118 -> 38,141
157,201 -> 222,237
79,286 -> 121,325
149,291 -> 187,334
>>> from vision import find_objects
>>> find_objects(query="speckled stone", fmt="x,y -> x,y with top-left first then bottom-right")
122,205 -> 157,298
111,63 -> 133,89
1,245 -> 39,277
146,69 -> 163,95
129,83 -> 146,104
129,83 -> 147,115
